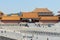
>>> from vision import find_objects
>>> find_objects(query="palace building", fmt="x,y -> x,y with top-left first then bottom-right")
0,8 -> 59,23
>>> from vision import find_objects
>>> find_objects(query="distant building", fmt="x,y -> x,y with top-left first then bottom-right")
0,8 -> 59,23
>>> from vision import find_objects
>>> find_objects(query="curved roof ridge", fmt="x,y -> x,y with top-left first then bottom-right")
32,8 -> 52,12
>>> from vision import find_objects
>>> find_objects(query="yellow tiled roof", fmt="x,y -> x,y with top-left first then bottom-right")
33,8 -> 52,12
22,12 -> 38,18
40,16 -> 59,20
2,16 -> 20,20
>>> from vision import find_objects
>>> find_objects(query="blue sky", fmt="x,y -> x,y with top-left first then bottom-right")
0,0 -> 60,14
